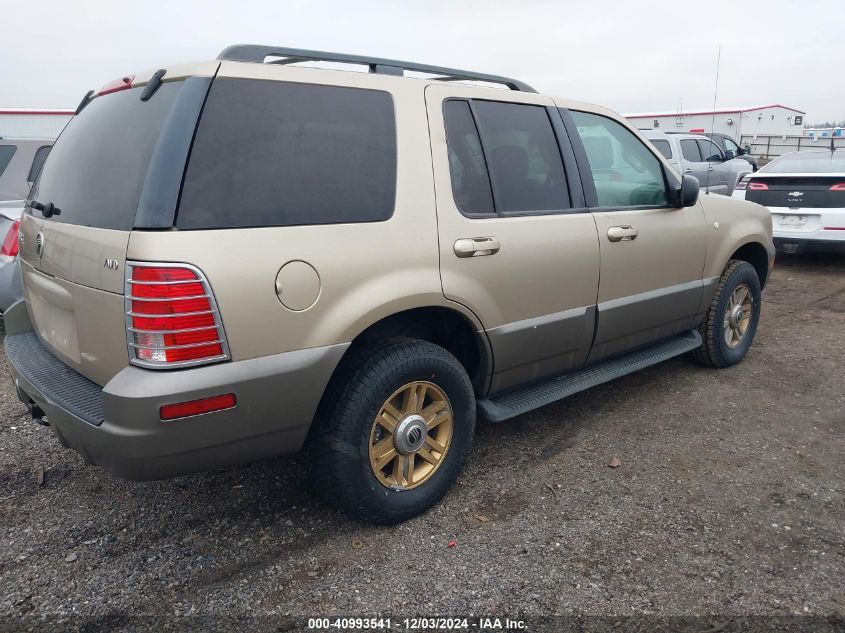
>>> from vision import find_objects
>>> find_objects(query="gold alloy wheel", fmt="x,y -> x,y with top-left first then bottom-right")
723,283 -> 754,349
368,381 -> 454,490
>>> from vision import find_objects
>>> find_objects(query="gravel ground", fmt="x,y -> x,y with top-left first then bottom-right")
0,250 -> 843,632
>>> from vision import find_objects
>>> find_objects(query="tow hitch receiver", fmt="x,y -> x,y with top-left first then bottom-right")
15,380 -> 48,426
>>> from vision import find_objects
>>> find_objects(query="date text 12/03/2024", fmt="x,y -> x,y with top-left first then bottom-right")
306,617 -> 528,630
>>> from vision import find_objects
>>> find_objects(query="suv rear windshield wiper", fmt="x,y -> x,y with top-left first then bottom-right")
29,200 -> 61,218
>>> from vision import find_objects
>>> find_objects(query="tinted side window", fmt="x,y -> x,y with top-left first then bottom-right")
0,145 -> 17,177
27,145 -> 51,183
571,111 -> 668,208
698,140 -> 723,162
651,139 -> 672,159
472,101 -> 570,213
680,139 -> 702,162
443,100 -> 495,216
178,78 -> 397,229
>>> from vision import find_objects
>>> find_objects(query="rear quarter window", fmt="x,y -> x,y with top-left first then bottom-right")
177,78 -> 397,229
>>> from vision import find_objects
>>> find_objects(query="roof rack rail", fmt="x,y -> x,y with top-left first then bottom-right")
217,45 -> 537,93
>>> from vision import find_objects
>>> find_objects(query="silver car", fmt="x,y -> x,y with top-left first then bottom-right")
642,130 -> 752,195
0,139 -> 52,312
0,200 -> 23,312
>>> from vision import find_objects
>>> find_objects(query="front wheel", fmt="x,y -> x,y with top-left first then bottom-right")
310,338 -> 476,524
693,259 -> 762,368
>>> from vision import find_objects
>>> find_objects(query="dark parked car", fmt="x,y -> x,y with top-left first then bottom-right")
706,132 -> 758,171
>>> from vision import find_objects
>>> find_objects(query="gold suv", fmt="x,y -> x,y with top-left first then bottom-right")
5,46 -> 774,523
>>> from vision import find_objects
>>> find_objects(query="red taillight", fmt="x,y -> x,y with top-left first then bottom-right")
829,183 -> 845,191
0,219 -> 20,257
160,393 -> 237,421
126,263 -> 229,367
97,75 -> 135,96
747,182 -> 769,191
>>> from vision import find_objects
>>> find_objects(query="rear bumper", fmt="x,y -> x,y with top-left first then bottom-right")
768,206 -> 845,243
4,301 -> 347,480
773,232 -> 845,244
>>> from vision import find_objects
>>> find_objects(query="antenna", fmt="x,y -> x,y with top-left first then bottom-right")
706,46 -> 721,195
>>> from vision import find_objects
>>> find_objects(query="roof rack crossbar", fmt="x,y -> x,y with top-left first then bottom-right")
217,45 -> 537,93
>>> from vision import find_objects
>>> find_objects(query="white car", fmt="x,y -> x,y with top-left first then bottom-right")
733,149 -> 845,249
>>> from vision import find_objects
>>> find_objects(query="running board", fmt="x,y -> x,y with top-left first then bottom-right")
477,330 -> 702,422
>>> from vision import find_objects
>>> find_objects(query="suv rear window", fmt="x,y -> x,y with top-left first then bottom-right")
177,78 -> 397,229
29,83 -> 183,231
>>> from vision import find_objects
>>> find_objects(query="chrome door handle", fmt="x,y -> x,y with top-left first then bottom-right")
683,168 -> 693,173
454,237 -> 500,258
708,167 -> 716,171
607,225 -> 638,242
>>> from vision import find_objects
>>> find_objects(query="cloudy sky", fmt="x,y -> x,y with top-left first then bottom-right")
2,0 -> 843,123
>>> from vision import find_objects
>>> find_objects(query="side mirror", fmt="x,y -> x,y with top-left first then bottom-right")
736,147 -> 746,156
674,174 -> 700,207
724,149 -> 735,160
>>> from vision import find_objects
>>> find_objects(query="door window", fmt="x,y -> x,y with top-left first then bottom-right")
680,139 -> 702,162
443,99 -> 571,216
471,101 -> 570,213
443,100 -> 495,216
724,137 -> 741,154
651,139 -> 672,159
570,111 -> 669,208
697,140 -> 723,162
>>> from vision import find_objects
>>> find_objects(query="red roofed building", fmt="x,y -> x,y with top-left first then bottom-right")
0,108 -> 74,140
625,105 -> 806,139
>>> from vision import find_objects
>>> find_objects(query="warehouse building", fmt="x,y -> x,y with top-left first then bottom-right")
0,108 -> 73,139
625,104 -> 806,139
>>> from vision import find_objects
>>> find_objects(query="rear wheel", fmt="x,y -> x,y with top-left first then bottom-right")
311,338 -> 475,524
693,259 -> 762,368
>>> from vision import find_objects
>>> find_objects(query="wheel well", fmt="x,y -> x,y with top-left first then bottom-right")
730,242 -> 769,288
348,307 -> 488,392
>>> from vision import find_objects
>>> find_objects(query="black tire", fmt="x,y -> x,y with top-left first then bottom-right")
693,259 -> 762,368
309,337 -> 476,524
